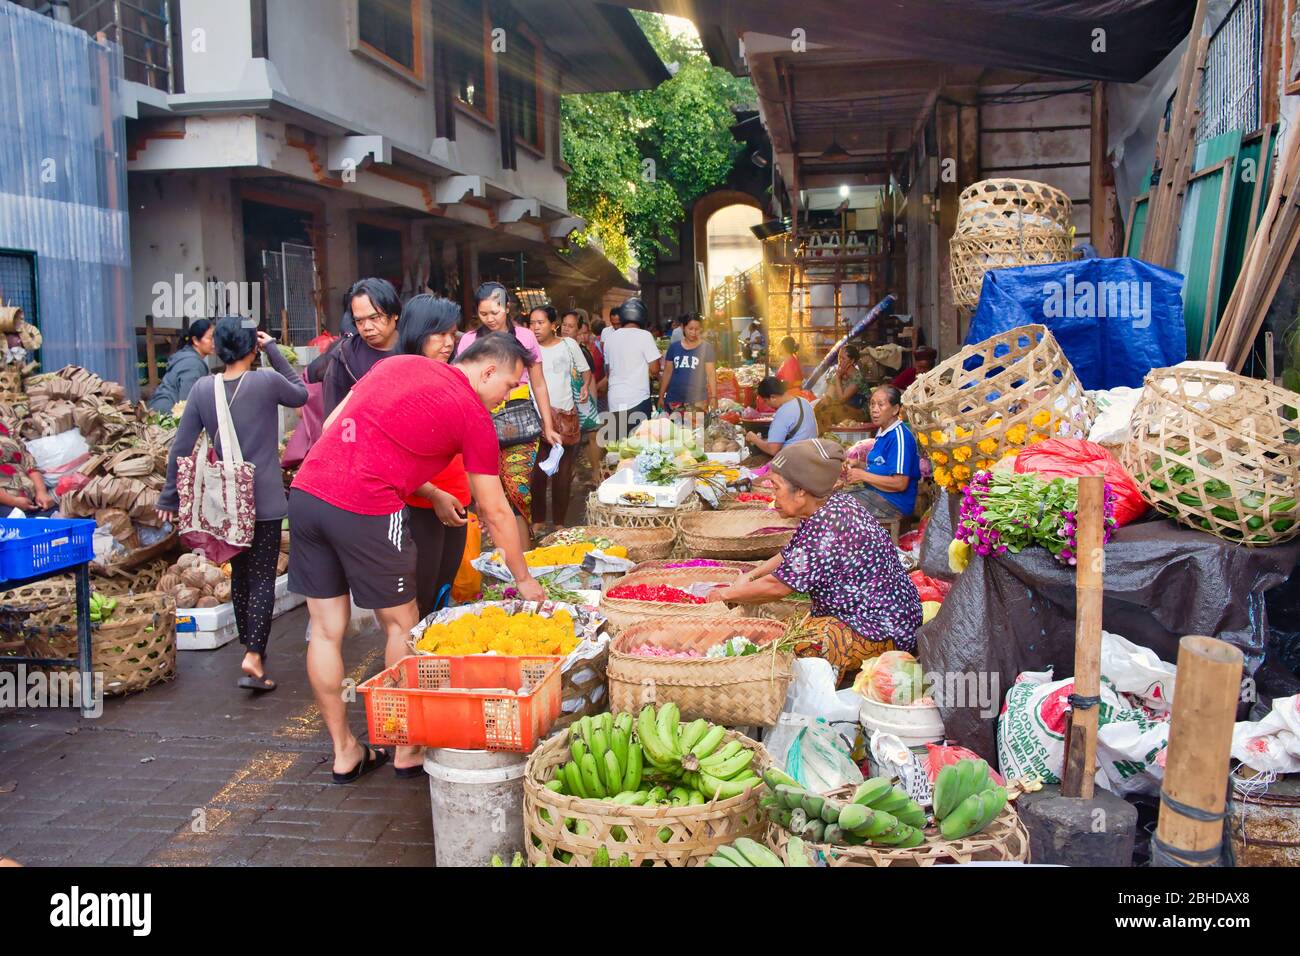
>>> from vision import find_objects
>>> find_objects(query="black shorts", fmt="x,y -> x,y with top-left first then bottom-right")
287,489 -> 416,610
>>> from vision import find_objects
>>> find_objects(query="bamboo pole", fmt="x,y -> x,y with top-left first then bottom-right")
1152,636 -> 1243,867
1062,474 -> 1105,799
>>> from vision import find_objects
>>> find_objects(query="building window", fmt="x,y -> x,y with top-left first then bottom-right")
447,0 -> 491,119
502,29 -> 543,152
357,0 -> 421,78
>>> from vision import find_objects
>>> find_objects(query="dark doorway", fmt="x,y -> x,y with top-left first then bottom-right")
356,222 -> 404,293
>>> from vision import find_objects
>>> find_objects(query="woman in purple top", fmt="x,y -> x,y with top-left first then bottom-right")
158,319 -> 308,692
455,282 -> 562,546
707,438 -> 921,681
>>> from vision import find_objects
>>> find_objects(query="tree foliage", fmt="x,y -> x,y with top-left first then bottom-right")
561,13 -> 756,276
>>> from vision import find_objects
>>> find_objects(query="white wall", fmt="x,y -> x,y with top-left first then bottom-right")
176,0 -> 255,95
128,171 -> 242,329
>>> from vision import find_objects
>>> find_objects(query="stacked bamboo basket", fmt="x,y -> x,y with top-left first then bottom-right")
949,179 -> 1074,308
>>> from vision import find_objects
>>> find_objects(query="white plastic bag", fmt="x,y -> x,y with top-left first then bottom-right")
1231,694 -> 1300,774
997,631 -> 1176,797
784,718 -> 864,793
765,658 -> 862,789
24,428 -> 89,474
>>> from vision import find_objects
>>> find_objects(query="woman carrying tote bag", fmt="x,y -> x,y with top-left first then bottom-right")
158,319 -> 308,692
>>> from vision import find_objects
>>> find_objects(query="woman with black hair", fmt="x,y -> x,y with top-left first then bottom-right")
455,282 -> 562,546
307,277 -> 402,417
776,335 -> 803,386
398,294 -> 473,618
148,319 -> 214,414
158,318 -> 308,692
529,304 -> 591,535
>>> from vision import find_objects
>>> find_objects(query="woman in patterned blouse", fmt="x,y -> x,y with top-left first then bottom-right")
0,421 -> 55,515
706,437 -> 921,681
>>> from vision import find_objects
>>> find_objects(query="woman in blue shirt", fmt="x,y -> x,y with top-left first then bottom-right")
845,385 -> 921,521
658,314 -> 717,412
744,377 -> 818,457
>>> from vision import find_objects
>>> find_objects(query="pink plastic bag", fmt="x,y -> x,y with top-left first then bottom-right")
924,743 -> 1005,785
281,382 -> 325,469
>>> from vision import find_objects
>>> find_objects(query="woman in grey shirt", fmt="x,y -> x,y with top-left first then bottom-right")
158,319 -> 308,692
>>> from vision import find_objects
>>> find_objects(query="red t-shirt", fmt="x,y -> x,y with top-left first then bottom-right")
408,454 -> 472,509
891,367 -> 918,392
293,357 -> 497,515
778,355 -> 802,385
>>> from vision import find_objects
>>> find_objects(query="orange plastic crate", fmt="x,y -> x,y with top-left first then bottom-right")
358,655 -> 563,752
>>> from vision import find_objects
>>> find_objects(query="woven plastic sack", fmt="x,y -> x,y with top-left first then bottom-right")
1014,438 -> 1148,526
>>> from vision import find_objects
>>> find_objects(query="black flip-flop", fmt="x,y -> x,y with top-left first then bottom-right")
237,674 -> 277,692
331,744 -> 390,785
394,764 -> 425,779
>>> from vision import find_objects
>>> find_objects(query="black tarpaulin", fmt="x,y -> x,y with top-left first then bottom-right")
915,491 -> 1300,762
610,0 -> 1194,83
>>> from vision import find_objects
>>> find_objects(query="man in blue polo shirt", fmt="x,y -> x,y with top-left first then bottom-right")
845,385 -> 921,521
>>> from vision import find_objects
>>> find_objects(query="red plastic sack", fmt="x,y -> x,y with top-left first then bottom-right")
909,570 -> 950,604
716,371 -> 739,403
1014,438 -> 1147,526
55,471 -> 89,497
924,743 -> 1005,785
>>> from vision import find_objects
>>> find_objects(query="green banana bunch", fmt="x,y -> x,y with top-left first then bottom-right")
705,837 -> 786,868
631,706 -> 761,799
88,591 -> 117,624
850,777 -> 929,830
932,758 -> 994,822
939,786 -> 1008,840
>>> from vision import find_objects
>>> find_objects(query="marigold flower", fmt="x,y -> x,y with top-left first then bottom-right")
952,445 -> 973,462
977,437 -> 999,456
929,450 -> 949,466
1032,410 -> 1052,428
1005,424 -> 1028,445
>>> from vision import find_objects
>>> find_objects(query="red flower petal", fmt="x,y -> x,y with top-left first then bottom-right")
0,464 -> 15,475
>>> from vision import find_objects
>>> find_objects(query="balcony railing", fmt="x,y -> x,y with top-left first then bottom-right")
70,0 -> 173,93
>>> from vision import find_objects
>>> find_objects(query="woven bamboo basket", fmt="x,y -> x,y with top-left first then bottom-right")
904,324 -> 1094,493
523,726 -> 770,866
766,805 -> 1029,867
6,591 -> 176,696
602,566 -> 746,633
950,179 -> 1074,308
1121,367 -> 1300,545
678,510 -> 800,560
719,496 -> 775,511
766,785 -> 1030,867
607,618 -> 793,726
627,559 -> 756,575
539,524 -> 676,563
0,369 -> 24,395
585,492 -> 701,531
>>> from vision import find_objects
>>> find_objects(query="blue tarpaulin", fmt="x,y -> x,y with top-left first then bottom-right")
966,258 -> 1186,390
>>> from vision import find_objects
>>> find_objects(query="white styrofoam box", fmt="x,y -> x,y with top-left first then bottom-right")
596,469 -> 694,508
704,451 -> 744,465
176,576 -> 303,651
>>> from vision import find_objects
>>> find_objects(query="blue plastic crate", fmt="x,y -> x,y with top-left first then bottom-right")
0,517 -> 96,583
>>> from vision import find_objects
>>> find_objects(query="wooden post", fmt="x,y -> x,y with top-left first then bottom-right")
1062,474 -> 1105,798
144,314 -> 158,389
1153,636 -> 1243,866
1266,331 -> 1275,384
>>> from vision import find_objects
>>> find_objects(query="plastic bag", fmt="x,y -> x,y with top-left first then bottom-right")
765,658 -> 862,785
25,428 -> 89,474
1014,438 -> 1148,526
451,513 -> 482,603
1231,694 -> 1300,774
854,651 -> 925,705
924,743 -> 1006,785
997,631 -> 1176,796
785,718 -> 865,793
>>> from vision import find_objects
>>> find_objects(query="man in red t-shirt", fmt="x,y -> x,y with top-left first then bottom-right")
289,333 -> 544,784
